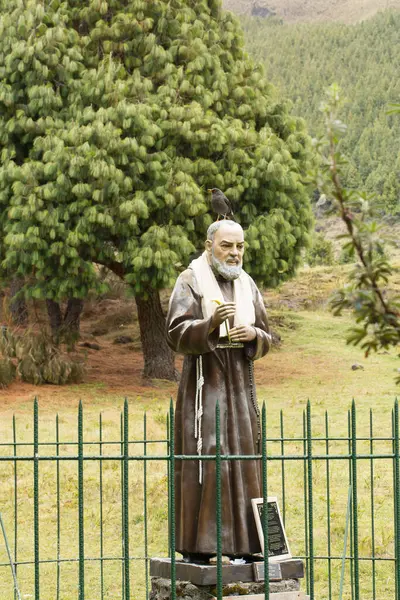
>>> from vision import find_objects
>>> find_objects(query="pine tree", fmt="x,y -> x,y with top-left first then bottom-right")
0,0 -> 314,379
0,0 -> 88,335
382,172 -> 400,216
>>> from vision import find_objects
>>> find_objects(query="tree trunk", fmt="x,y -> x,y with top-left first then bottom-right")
46,300 -> 63,337
46,298 -> 84,342
64,298 -> 84,336
135,289 -> 177,381
9,278 -> 28,325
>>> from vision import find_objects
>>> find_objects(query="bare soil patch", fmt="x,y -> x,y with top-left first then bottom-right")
0,297 -> 181,407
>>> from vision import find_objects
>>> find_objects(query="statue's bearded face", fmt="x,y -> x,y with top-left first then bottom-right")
208,223 -> 244,281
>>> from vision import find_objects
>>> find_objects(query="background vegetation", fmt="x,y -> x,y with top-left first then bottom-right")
242,10 -> 400,216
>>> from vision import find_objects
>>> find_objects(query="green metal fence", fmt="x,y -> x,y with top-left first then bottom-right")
0,398 -> 399,600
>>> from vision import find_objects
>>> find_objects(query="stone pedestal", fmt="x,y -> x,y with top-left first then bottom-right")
150,558 -> 307,600
150,577 -> 305,599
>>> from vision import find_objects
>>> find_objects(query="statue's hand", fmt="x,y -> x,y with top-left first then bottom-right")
210,302 -> 236,331
229,325 -> 257,343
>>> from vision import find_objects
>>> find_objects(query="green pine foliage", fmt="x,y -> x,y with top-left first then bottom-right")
242,10 -> 400,215
0,0 -> 314,301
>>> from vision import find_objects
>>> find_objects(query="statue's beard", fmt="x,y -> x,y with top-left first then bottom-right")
211,250 -> 242,280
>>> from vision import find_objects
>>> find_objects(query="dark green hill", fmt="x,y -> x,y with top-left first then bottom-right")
242,10 -> 400,214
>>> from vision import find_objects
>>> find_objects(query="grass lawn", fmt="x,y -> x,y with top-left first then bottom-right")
1,266 -> 399,599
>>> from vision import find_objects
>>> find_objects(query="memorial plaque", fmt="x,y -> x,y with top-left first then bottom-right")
253,561 -> 282,582
251,496 -> 291,561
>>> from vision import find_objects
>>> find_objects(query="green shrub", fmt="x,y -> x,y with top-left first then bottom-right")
339,244 -> 355,264
0,358 -> 16,387
306,233 -> 335,267
339,239 -> 390,265
0,329 -> 85,385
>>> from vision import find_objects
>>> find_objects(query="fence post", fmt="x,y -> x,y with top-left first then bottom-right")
306,401 -> 314,600
325,411 -> 332,600
393,399 -> 400,599
280,410 -> 286,525
262,403 -> 269,600
78,401 -> 85,600
351,400 -> 359,600
167,413 -> 171,558
369,409 -> 376,600
99,413 -> 104,600
13,415 -> 18,600
123,399 -> 130,599
56,415 -> 61,600
143,412 -> 149,599
348,410 -> 354,598
169,399 -> 176,600
302,411 -> 309,596
33,398 -> 40,600
120,412 -> 125,598
215,401 -> 223,600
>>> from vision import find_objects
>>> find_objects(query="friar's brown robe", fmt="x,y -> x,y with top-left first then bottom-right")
166,266 -> 271,556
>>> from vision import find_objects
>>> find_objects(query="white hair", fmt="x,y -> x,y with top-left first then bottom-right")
206,220 -> 242,241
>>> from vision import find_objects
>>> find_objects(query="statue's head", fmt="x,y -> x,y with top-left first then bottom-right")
205,220 -> 244,280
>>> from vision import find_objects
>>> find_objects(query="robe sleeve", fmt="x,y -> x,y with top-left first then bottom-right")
166,269 -> 219,355
244,280 -> 272,361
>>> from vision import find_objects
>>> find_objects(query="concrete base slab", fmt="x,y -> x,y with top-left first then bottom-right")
150,557 -> 304,586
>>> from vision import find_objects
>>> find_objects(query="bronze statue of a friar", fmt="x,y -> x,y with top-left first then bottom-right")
166,220 -> 271,564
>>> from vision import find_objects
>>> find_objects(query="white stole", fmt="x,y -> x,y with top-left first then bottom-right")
189,251 -> 255,336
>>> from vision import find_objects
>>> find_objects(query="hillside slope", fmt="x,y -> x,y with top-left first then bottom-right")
223,0 -> 400,23
242,11 -> 400,214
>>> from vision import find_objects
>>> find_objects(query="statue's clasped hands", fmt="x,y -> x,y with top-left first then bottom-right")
211,300 -> 257,342
229,324 -> 257,343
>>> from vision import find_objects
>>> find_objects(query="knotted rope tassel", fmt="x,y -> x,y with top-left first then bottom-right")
195,355 -> 204,484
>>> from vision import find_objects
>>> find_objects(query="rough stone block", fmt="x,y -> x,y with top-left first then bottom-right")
149,577 -> 301,600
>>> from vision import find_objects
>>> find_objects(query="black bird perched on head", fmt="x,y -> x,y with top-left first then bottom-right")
208,188 -> 234,220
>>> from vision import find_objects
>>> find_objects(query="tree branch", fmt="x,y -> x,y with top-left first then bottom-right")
94,259 -> 126,279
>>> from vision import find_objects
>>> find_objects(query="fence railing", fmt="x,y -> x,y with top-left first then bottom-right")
0,398 -> 399,600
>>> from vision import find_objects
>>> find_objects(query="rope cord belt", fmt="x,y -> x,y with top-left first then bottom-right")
216,341 -> 244,349
195,355 -> 258,484
195,355 -> 204,484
